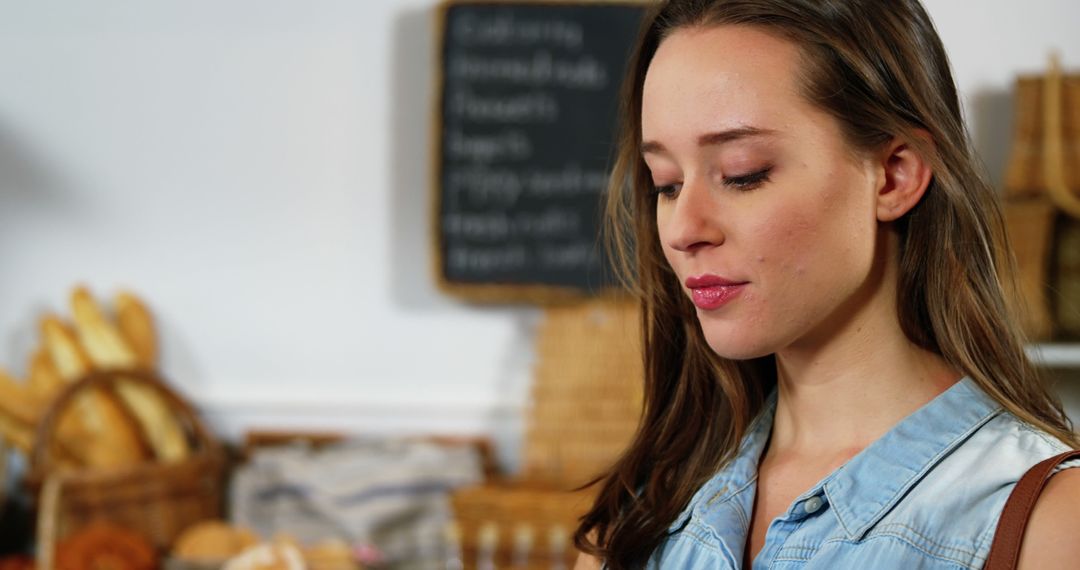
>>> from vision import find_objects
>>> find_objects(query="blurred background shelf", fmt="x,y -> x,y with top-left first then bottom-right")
1027,344 -> 1080,368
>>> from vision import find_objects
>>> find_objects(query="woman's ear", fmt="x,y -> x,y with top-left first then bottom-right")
875,131 -> 934,222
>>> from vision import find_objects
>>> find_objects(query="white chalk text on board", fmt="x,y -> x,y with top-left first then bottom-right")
437,3 -> 646,296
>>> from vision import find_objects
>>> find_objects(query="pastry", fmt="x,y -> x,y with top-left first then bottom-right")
304,539 -> 360,570
55,522 -> 156,570
223,541 -> 305,570
173,520 -> 260,562
0,555 -> 34,570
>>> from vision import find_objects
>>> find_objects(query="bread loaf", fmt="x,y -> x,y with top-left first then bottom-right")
41,316 -> 91,382
40,315 -> 148,469
0,409 -> 34,455
173,520 -> 260,562
114,291 -> 158,368
28,347 -> 66,402
0,367 -> 69,466
0,366 -> 83,469
70,287 -> 190,462
27,347 -> 92,464
223,541 -> 305,570
0,367 -> 44,427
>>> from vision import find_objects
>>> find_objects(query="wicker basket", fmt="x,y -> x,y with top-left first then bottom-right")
1004,199 -> 1058,340
450,483 -> 596,569
451,297 -> 644,566
1004,58 -> 1080,340
26,369 -> 225,569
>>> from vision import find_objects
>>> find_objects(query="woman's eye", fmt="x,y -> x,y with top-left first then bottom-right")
650,167 -> 770,199
652,183 -> 682,198
723,167 -> 772,190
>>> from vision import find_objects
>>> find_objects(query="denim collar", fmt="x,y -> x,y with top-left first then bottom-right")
694,376 -> 1003,540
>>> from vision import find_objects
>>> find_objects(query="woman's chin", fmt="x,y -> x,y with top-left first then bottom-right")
703,332 -> 775,361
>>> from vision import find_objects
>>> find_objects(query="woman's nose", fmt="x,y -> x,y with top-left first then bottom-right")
663,177 -> 725,253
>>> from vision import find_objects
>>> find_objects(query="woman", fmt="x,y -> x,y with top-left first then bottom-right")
574,0 -> 1080,568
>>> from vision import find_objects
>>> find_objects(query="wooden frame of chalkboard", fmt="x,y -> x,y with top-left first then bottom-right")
431,0 -> 649,304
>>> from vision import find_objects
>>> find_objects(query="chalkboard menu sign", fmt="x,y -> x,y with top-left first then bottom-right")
434,1 -> 647,302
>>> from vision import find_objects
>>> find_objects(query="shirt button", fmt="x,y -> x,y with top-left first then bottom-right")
803,496 -> 824,514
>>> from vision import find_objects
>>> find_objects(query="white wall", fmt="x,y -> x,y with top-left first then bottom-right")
0,1 -> 1078,472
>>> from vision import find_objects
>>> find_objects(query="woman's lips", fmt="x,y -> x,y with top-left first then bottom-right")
686,275 -> 748,310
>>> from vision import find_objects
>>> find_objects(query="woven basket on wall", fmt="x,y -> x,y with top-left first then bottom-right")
521,297 -> 643,488
1004,57 -> 1080,340
27,369 -> 225,569
1005,72 -> 1080,200
451,296 -> 644,567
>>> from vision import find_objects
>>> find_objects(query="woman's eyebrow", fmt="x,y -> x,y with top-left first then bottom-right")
697,126 -> 777,146
640,126 -> 778,155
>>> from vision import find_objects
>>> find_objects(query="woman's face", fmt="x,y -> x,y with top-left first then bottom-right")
642,25 -> 886,360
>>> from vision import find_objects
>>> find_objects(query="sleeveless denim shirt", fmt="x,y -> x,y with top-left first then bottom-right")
647,377 -> 1080,569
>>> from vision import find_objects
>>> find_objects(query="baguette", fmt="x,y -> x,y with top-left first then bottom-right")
0,367 -> 44,427
41,315 -> 92,382
0,412 -> 82,471
0,369 -> 35,454
29,345 -> 98,468
71,286 -> 138,369
27,347 -> 66,403
0,411 -> 34,455
0,368 -> 82,469
40,314 -> 148,469
114,291 -> 157,369
70,287 -> 190,462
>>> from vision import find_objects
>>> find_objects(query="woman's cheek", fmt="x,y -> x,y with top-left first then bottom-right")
750,205 -> 818,269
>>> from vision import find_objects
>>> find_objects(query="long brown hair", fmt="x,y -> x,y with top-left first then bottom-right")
576,0 -> 1078,567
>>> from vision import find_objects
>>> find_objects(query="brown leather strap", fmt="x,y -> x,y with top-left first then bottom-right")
984,449 -> 1080,570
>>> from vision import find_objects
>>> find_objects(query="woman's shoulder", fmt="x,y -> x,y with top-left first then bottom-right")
1017,466 -> 1080,568
894,410 -> 1071,512
872,410 -> 1076,564
956,409 -> 1071,465
961,413 -> 1080,568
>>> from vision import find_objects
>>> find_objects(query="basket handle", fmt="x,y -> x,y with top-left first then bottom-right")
1043,52 -> 1080,219
28,368 -> 221,480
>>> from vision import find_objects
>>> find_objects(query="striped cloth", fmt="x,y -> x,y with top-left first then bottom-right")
230,437 -> 483,564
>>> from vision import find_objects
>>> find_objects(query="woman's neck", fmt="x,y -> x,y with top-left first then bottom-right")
768,253 -> 962,457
